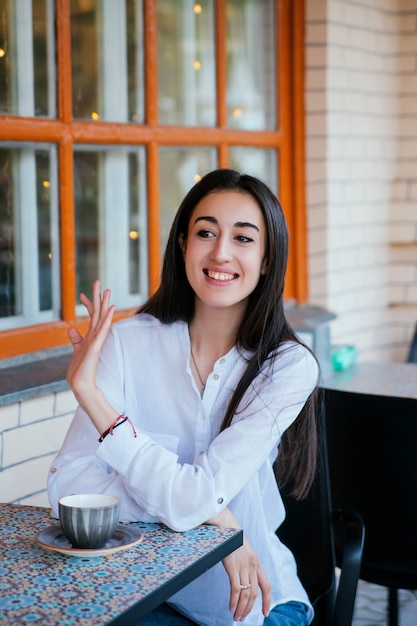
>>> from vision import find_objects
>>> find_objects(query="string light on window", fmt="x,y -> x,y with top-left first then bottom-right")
0,48 -> 5,58
193,60 -> 201,71
48,253 -> 53,260
42,180 -> 50,188
91,111 -> 100,120
194,174 -> 202,183
233,108 -> 242,118
129,230 -> 139,240
194,4 -> 202,14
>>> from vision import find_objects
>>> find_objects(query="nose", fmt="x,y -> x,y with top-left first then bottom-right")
211,235 -> 233,263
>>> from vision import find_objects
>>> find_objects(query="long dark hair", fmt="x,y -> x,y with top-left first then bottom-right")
140,168 -> 319,498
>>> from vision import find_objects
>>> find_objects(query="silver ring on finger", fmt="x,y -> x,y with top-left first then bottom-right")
239,583 -> 251,591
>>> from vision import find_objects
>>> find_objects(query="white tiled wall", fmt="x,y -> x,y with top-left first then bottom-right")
0,391 -> 76,505
306,0 -> 417,362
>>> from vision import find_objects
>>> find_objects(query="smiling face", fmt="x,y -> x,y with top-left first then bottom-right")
179,190 -> 268,319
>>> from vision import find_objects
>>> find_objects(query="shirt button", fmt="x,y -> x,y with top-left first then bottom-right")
213,374 -> 220,380
220,358 -> 225,364
217,497 -> 224,504
50,467 -> 57,473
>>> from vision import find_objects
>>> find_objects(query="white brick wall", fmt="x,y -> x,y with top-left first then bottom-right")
306,0 -> 417,362
0,390 -> 76,505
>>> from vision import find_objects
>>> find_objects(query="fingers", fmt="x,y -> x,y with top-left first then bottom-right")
233,577 -> 259,622
68,327 -> 83,348
228,573 -> 243,616
258,568 -> 272,617
227,559 -> 271,622
81,280 -> 112,327
66,281 -> 115,397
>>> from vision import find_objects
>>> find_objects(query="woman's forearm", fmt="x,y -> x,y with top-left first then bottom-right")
206,507 -> 241,529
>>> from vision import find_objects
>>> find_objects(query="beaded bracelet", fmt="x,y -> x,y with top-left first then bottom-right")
98,415 -> 137,443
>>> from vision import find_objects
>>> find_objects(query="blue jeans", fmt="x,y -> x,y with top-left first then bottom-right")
135,600 -> 310,625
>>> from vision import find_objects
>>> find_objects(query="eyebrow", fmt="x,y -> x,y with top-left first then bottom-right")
194,215 -> 260,232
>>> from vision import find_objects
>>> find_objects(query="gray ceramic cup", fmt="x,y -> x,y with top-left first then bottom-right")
58,493 -> 121,549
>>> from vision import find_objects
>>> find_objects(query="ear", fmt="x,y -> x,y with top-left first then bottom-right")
261,257 -> 268,275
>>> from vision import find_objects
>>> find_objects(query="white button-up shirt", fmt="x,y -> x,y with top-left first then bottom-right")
48,314 -> 318,626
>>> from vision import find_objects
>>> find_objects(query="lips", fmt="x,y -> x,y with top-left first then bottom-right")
204,269 -> 238,281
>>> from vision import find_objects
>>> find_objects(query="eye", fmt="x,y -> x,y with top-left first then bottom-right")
196,229 -> 215,239
235,235 -> 254,244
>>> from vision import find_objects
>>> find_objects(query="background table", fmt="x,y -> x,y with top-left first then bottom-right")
322,361 -> 417,399
0,503 -> 243,625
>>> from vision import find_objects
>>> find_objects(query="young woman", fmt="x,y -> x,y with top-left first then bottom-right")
48,169 -> 319,626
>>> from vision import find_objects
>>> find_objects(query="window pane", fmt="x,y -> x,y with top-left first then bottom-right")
158,0 -> 216,126
74,151 -> 99,297
0,0 -> 56,117
0,149 -> 17,318
74,146 -> 147,313
36,150 -> 56,311
159,147 -> 217,247
227,0 -> 275,130
0,143 -> 59,329
229,147 -> 278,194
71,0 -> 145,123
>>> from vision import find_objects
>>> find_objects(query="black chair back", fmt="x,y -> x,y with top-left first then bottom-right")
277,410 -> 364,626
325,389 -> 417,625
325,389 -> 417,582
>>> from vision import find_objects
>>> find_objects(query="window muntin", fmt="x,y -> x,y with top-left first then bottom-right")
0,144 -> 60,329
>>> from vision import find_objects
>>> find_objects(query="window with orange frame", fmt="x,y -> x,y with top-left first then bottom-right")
0,0 -> 307,359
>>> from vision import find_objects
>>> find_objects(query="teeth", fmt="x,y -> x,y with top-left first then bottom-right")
207,270 -> 236,281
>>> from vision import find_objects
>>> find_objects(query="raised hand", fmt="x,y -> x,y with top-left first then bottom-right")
66,280 -> 115,415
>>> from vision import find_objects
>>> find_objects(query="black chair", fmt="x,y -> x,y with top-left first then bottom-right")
325,389 -> 417,626
276,409 -> 364,626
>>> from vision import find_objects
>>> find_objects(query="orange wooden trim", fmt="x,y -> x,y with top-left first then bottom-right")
59,137 -> 76,322
0,309 -> 135,359
69,122 -> 283,146
0,117 -> 284,147
215,0 -> 227,129
144,0 -> 158,126
56,0 -> 72,123
147,142 -> 161,293
290,0 -> 308,303
276,0 -> 295,299
0,322 -> 75,359
0,117 -> 67,141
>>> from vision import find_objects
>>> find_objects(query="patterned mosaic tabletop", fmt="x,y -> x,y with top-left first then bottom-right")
322,361 -> 417,399
0,503 -> 242,625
